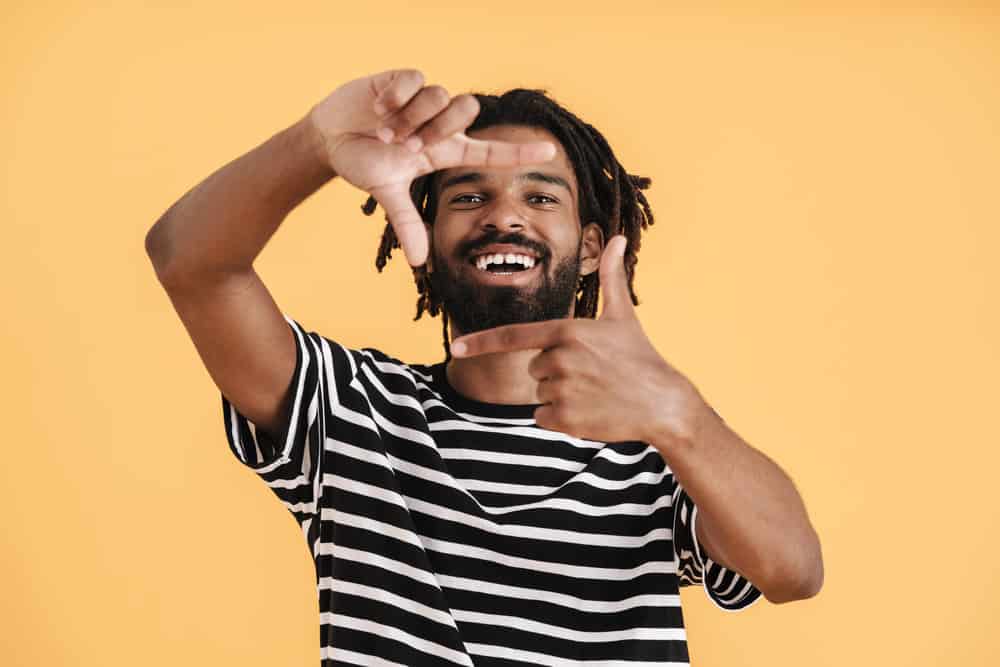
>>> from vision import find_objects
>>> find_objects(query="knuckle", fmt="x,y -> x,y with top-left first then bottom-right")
551,380 -> 568,400
558,325 -> 581,346
499,328 -> 517,349
421,119 -> 451,143
426,85 -> 450,106
455,94 -> 480,115
535,382 -> 552,403
395,104 -> 419,127
551,350 -> 573,373
384,71 -> 424,111
402,69 -> 424,87
385,89 -> 407,111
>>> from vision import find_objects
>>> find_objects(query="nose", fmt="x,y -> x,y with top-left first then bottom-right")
480,195 -> 526,232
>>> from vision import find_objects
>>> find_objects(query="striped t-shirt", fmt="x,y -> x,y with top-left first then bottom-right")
222,315 -> 761,666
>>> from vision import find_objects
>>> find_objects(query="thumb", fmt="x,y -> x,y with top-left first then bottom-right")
371,184 -> 429,267
598,235 -> 634,320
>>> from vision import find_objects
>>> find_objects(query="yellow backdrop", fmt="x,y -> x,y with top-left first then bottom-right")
3,2 -> 998,665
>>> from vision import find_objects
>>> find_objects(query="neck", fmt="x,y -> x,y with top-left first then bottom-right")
444,310 -> 574,405
446,349 -> 541,405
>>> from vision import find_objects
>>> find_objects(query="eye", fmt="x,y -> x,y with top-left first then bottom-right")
528,194 -> 559,205
452,193 -> 485,204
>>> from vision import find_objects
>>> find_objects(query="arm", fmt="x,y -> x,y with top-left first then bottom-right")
145,114 -> 334,282
145,69 -> 558,439
145,114 -> 333,437
449,235 -> 824,604
650,402 -> 824,604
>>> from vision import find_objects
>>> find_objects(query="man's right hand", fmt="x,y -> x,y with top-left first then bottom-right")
307,69 -> 556,267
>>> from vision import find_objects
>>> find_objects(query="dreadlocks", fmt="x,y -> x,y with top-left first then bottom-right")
361,88 -> 655,358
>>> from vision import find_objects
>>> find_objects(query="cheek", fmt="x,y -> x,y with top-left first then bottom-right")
429,225 -> 470,275
551,222 -> 585,261
429,220 -> 456,256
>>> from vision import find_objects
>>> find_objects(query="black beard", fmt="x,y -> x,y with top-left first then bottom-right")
430,240 -> 581,337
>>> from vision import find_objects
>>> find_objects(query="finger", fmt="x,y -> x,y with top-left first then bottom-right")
371,69 -> 425,120
533,403 -> 573,434
597,234 -> 635,320
370,183 -> 429,267
380,85 -> 451,148
527,348 -> 574,381
535,376 -> 573,405
410,94 -> 480,151
422,133 -> 556,172
533,404 -> 557,430
450,320 -> 568,358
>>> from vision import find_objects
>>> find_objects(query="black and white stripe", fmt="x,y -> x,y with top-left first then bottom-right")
222,315 -> 761,666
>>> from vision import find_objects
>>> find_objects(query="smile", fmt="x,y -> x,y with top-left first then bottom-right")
471,252 -> 537,274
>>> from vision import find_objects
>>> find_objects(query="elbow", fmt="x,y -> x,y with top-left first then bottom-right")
760,534 -> 824,604
145,217 -> 173,275
145,214 -> 193,288
763,562 -> 823,604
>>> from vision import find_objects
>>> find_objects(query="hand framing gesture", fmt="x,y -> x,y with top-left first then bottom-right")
450,236 -> 708,446
309,69 -> 556,266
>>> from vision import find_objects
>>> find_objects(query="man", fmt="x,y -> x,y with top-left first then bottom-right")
146,68 -> 823,666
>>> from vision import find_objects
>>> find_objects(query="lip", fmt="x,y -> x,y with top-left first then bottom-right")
467,243 -> 542,261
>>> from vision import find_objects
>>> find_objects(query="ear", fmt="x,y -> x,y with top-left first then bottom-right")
578,223 -> 605,276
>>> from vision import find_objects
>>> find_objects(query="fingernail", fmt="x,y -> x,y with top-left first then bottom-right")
376,127 -> 394,143
451,341 -> 467,356
405,135 -> 423,152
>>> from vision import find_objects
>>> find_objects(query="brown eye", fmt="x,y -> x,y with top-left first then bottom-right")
452,194 -> 485,204
529,194 -> 558,204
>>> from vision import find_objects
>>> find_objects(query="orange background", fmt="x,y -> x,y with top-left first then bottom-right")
3,2 -> 998,665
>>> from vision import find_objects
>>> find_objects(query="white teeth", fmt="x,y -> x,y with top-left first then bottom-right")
474,252 -> 538,271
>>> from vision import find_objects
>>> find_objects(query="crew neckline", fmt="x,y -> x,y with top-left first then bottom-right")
429,361 -> 541,419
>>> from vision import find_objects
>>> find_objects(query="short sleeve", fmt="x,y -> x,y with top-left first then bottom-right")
221,315 -> 331,525
672,483 -> 763,611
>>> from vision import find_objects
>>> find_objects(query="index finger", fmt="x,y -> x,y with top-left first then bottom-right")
450,320 -> 567,358
423,133 -> 556,171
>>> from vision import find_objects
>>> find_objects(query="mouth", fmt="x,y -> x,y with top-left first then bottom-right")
466,248 -> 543,285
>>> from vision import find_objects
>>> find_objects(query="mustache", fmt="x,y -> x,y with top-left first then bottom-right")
455,231 -> 550,261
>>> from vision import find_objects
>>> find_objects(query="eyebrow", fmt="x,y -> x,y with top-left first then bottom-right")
438,171 -> 574,196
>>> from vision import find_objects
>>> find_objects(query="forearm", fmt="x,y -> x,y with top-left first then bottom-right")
145,113 -> 335,285
651,400 -> 823,603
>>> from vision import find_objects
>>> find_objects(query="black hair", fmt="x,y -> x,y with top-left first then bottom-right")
361,88 -> 654,358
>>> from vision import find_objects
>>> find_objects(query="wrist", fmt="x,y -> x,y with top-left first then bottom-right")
645,382 -> 710,455
298,109 -> 338,179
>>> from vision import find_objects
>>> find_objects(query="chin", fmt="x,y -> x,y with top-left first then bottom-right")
432,253 -> 581,336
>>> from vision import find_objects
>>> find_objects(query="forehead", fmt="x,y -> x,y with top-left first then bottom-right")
437,124 -> 576,191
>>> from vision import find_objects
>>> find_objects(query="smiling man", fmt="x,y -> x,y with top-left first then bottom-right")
146,68 -> 823,666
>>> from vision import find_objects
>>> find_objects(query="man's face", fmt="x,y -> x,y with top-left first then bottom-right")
428,124 -> 602,337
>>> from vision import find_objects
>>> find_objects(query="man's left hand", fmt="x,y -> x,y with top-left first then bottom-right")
450,235 -> 708,446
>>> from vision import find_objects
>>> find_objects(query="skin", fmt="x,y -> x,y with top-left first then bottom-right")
427,124 -> 605,406
321,69 -> 823,603
429,134 -> 824,605
150,66 -> 822,607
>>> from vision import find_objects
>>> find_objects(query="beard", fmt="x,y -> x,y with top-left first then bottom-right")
429,234 -> 582,337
